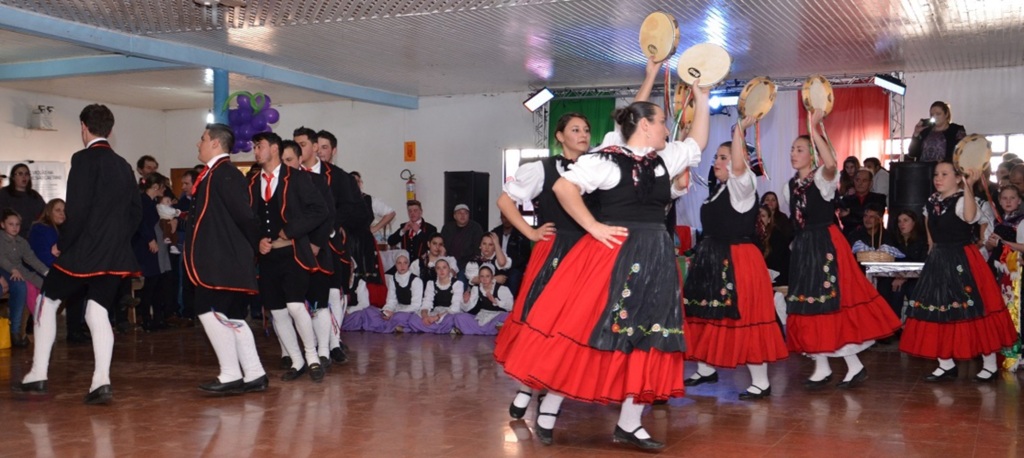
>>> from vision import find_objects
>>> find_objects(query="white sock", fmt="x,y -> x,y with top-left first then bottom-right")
981,353 -> 997,374
286,302 -> 318,366
23,296 -> 59,383
328,288 -> 343,349
842,355 -> 864,382
932,358 -> 956,376
537,392 -> 564,430
810,355 -> 832,381
85,300 -> 114,391
747,363 -> 769,393
271,309 -> 303,370
279,333 -> 289,358
198,312 -> 242,383
512,385 -> 533,409
228,319 -> 266,382
312,309 -> 332,358
617,396 -> 649,440
689,361 -> 716,379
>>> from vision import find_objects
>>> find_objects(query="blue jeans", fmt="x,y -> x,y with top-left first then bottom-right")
1,269 -> 28,340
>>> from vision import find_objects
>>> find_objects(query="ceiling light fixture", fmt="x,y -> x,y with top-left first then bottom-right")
523,87 -> 554,112
206,110 -> 215,124
873,74 -> 906,96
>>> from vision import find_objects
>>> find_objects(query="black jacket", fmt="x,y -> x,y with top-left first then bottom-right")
183,156 -> 259,293
248,165 -> 330,272
907,123 -> 967,162
388,220 -> 438,259
307,170 -> 336,274
53,141 -> 141,277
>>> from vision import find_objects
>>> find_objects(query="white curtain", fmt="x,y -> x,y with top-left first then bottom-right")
675,91 -> 801,231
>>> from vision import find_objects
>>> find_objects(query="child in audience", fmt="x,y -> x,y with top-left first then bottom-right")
365,251 -> 422,333
0,209 -> 49,346
407,258 -> 463,333
452,264 -> 512,335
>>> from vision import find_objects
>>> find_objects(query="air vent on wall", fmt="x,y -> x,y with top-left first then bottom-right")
29,105 -> 56,131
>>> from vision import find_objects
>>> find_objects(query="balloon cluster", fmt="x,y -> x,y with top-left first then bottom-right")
225,91 -> 281,153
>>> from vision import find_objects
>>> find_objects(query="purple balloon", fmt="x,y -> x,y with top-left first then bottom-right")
251,116 -> 267,131
233,139 -> 246,153
264,107 -> 280,124
253,93 -> 272,109
237,108 -> 252,123
239,124 -> 255,140
227,108 -> 241,124
240,142 -> 253,153
262,125 -> 273,133
237,94 -> 251,108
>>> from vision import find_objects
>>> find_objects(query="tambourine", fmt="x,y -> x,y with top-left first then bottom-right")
801,74 -> 834,115
953,134 -> 992,174
676,43 -> 731,87
738,77 -> 777,121
639,12 -> 680,63
672,83 -> 696,127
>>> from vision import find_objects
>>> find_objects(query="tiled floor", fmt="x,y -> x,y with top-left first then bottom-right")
1,325 -> 1022,457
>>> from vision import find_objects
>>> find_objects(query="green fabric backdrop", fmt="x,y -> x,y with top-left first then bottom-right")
547,97 -> 616,156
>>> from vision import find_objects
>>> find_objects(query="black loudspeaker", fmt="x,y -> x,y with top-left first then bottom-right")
889,162 -> 934,217
444,171 -> 490,228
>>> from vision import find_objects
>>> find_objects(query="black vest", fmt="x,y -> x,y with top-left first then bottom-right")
533,157 -> 586,232
701,185 -> 758,242
788,173 -> 836,229
431,281 -> 455,309
467,285 -> 505,315
416,257 -> 438,283
395,273 -> 418,305
256,188 -> 285,239
928,194 -> 973,244
594,153 -> 671,223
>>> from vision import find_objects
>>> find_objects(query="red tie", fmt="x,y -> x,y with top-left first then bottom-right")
302,166 -> 311,172
192,166 -> 209,196
262,172 -> 274,201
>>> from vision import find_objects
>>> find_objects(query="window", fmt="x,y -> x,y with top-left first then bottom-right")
502,148 -> 549,225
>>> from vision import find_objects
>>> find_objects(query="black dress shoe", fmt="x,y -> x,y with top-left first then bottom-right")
509,390 -> 531,419
924,366 -> 958,382
11,337 -> 29,348
803,374 -> 833,389
199,378 -> 244,394
309,363 -> 325,383
84,385 -> 113,405
684,371 -> 719,387
67,332 -> 91,344
280,356 -> 293,371
14,380 -> 47,394
243,375 -> 270,393
838,368 -> 868,389
739,385 -> 772,400
330,346 -> 348,364
973,368 -> 997,383
319,355 -> 332,370
535,411 -> 559,445
281,366 -> 306,382
612,425 -> 664,450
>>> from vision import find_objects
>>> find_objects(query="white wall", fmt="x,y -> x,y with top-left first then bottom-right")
160,92 -> 537,230
905,66 -> 1024,136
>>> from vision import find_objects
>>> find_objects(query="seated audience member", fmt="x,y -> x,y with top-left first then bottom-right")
387,200 -> 437,260
441,203 -> 484,272
996,162 -> 1013,188
986,186 -> 1024,276
351,171 -> 396,241
339,276 -> 372,332
878,210 -> 928,321
839,156 -> 861,196
29,199 -> 81,342
757,205 -> 791,286
0,208 -> 49,347
760,191 -> 792,239
862,158 -> 889,198
0,163 -> 46,237
364,251 -> 422,333
451,264 -> 512,335
464,233 -> 513,289
838,168 -> 887,234
410,233 -> 458,283
491,213 -> 531,296
847,203 -> 893,248
1010,164 -> 1024,194
906,101 -> 967,162
406,258 -> 463,334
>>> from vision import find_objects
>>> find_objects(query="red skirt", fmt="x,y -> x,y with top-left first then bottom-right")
500,233 -> 685,404
493,236 -> 555,364
786,226 -> 901,353
685,243 -> 789,367
900,246 -> 1018,360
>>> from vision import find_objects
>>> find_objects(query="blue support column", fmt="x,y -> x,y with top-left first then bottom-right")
213,69 -> 229,124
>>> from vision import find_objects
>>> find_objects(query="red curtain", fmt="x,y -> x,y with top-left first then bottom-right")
798,87 -> 889,163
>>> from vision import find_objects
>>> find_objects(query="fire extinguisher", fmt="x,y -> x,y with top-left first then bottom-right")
401,169 -> 416,201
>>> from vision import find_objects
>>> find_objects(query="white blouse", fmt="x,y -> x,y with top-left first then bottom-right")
384,271 -> 424,313
707,166 -> 757,213
421,279 -> 464,314
460,284 -> 514,313
410,255 -> 460,277
503,159 -> 572,206
344,279 -> 371,314
562,133 -> 703,194
464,255 -> 512,284
782,167 -> 840,210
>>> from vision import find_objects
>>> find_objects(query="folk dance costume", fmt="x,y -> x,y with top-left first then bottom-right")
303,168 -> 337,372
18,137 -> 141,404
308,158 -> 376,362
784,167 -> 901,387
248,164 -> 330,382
501,138 -> 701,405
405,276 -> 464,334
364,253 -> 423,333
452,274 -> 512,335
493,156 -> 587,419
465,254 -> 513,286
339,278 -> 371,332
185,153 -> 267,394
409,254 -> 459,284
683,167 -> 788,399
900,191 -> 1017,380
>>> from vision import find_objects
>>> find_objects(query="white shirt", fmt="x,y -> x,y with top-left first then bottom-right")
465,256 -> 512,285
409,255 -> 460,277
306,159 -> 323,174
86,137 -> 109,148
344,279 -> 371,314
258,164 -> 282,201
503,160 -> 571,206
707,166 -> 757,213
870,168 -> 890,197
421,279 -> 464,314
462,284 -> 514,313
564,132 -> 702,194
370,195 -> 395,220
384,271 -> 423,313
782,167 -> 840,210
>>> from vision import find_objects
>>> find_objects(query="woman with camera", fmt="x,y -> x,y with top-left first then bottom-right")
907,101 -> 967,163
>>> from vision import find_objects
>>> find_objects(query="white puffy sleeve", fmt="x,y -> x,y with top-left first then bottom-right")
502,161 -> 545,206
421,281 -> 435,312
955,197 -> 983,224
560,154 -> 621,194
726,167 -> 758,213
450,281 -> 465,312
658,138 -> 704,177
371,196 -> 394,219
813,167 -> 840,201
495,286 -> 514,311
383,274 -> 398,312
